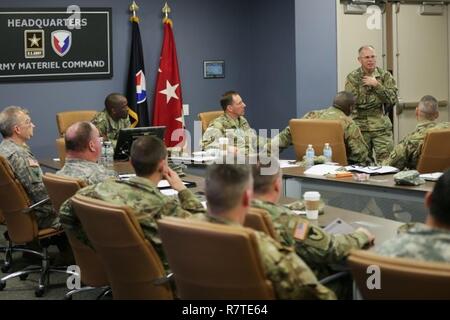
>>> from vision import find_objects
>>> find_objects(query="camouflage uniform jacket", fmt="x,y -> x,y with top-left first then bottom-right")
274,107 -> 369,164
200,113 -> 262,155
91,109 -> 131,148
345,67 -> 398,132
383,121 -> 450,170
56,158 -> 118,185
191,213 -> 336,300
0,139 -> 59,229
251,199 -> 370,279
60,176 -> 206,271
376,223 -> 450,262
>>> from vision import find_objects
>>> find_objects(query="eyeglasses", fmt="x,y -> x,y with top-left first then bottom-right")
360,55 -> 376,60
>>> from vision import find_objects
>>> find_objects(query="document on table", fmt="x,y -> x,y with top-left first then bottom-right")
303,164 -> 343,176
323,218 -> 355,235
118,176 -> 192,189
345,165 -> 399,175
420,172 -> 443,181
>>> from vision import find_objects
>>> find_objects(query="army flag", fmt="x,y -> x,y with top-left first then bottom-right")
127,16 -> 150,127
152,18 -> 184,147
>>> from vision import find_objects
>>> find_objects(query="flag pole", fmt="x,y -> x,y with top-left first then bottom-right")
129,1 -> 139,23
162,2 -> 172,25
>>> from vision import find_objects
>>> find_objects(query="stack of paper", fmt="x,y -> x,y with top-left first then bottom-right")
419,172 -> 443,181
304,164 -> 343,176
345,165 -> 399,174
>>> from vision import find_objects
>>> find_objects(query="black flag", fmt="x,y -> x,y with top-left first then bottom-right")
127,17 -> 150,127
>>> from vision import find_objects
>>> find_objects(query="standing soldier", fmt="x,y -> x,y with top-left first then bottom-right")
345,45 -> 398,163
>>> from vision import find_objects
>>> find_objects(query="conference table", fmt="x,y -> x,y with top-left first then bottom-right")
282,166 -> 434,223
39,158 -> 403,246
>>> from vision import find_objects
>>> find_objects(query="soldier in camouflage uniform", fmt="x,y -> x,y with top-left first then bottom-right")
345,46 -> 398,163
60,136 -> 205,271
91,93 -> 131,148
193,163 -> 336,299
200,91 -> 265,156
271,91 -> 369,164
251,158 -> 374,298
0,106 -> 60,229
383,95 -> 450,170
56,121 -> 117,184
376,169 -> 450,262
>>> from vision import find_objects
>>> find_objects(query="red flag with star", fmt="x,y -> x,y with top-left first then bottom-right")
152,18 -> 184,147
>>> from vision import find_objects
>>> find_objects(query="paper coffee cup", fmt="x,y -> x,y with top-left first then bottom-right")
303,191 -> 320,220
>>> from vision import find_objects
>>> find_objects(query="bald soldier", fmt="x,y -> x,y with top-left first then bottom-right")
251,158 -> 374,298
383,95 -> 450,170
272,91 -> 369,164
193,163 -> 336,300
345,45 -> 398,163
91,93 -> 131,148
60,136 -> 205,271
56,121 -> 117,184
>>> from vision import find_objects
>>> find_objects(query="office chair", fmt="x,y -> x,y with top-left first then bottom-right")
71,195 -> 173,300
42,173 -> 111,300
0,156 -> 73,297
157,217 -> 276,299
56,110 -> 97,136
244,207 -> 279,241
198,110 -> 223,134
416,128 -> 450,173
289,119 -> 348,165
347,249 -> 450,299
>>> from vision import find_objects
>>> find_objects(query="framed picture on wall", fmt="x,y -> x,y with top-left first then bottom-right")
203,60 -> 225,79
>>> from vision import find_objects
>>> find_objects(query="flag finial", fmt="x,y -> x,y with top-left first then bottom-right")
162,2 -> 171,21
130,1 -> 139,23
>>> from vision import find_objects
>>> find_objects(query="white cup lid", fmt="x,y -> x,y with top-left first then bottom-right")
303,191 -> 320,201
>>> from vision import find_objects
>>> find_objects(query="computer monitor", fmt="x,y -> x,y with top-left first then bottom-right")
114,126 -> 166,160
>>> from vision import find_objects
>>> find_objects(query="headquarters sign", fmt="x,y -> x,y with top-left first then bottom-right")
0,8 -> 112,82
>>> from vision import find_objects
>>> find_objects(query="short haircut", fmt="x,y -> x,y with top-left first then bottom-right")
65,121 -> 95,152
206,164 -> 252,213
358,45 -> 375,55
429,169 -> 450,226
418,95 -> 439,120
220,90 -> 238,111
0,106 -> 29,138
333,91 -> 356,113
104,93 -> 125,113
252,157 -> 281,195
130,136 -> 167,176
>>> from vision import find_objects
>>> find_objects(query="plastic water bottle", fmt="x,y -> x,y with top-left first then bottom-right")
103,141 -> 114,168
99,142 -> 107,166
323,143 -> 333,163
305,144 -> 315,168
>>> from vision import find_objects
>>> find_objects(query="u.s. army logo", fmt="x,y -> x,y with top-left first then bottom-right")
24,30 -> 45,59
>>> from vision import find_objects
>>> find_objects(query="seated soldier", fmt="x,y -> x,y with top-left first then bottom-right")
200,91 -> 266,156
251,157 -> 374,298
60,136 -> 205,271
0,106 -> 60,229
91,93 -> 131,148
56,121 -> 117,184
269,91 -> 369,164
193,163 -> 336,300
383,95 -> 450,170
376,169 -> 450,262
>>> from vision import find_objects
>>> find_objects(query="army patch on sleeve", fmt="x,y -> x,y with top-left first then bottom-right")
293,221 -> 309,241
307,227 -> 325,242
28,158 -> 39,167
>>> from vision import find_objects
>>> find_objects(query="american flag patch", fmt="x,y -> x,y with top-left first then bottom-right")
294,221 -> 309,241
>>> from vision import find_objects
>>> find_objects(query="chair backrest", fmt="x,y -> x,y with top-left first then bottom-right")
157,217 -> 276,299
289,119 -> 348,165
347,249 -> 450,299
416,128 -> 450,173
42,173 -> 108,286
198,110 -> 223,133
55,137 -> 66,165
244,207 -> 278,241
56,110 -> 97,136
0,156 -> 39,243
71,194 -> 173,299
0,209 -> 5,224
